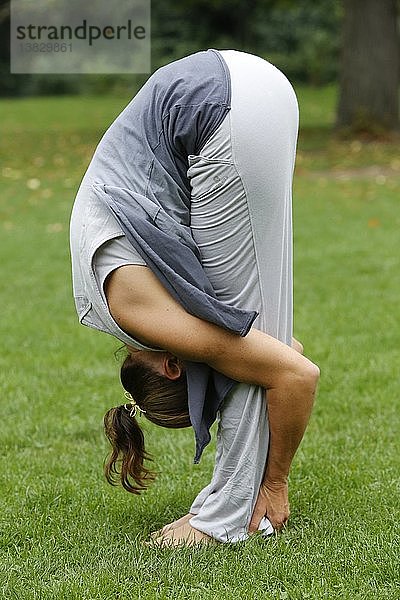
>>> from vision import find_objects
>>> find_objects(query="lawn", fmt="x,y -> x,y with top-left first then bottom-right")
0,85 -> 399,599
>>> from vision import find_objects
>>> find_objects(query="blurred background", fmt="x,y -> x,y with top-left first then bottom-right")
1,3 -> 399,595
1,0 -> 399,134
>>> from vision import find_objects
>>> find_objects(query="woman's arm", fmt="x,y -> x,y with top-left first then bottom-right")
106,266 -> 316,384
248,335 -> 307,532
106,265 -> 319,526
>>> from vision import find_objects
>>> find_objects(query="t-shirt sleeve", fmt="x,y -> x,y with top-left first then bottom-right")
93,235 -> 147,302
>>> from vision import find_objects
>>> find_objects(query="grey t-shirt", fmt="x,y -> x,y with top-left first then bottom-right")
94,236 -> 146,305
80,49 -> 231,225
80,48 -> 235,352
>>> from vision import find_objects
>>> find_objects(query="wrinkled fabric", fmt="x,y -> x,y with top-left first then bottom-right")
70,49 -> 256,461
93,181 -> 257,462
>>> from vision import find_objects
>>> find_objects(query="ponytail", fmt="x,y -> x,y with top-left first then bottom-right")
103,405 -> 155,494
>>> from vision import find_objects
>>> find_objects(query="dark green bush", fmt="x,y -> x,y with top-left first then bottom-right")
0,0 -> 342,97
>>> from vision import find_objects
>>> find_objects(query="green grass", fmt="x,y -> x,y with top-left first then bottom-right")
1,86 -> 399,599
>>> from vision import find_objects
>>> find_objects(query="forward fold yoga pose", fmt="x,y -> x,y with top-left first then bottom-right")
70,49 -> 319,546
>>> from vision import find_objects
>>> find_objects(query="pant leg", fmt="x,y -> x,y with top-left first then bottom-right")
187,50 -> 299,543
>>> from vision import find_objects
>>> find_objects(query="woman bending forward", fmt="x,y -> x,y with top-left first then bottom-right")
70,49 -> 319,546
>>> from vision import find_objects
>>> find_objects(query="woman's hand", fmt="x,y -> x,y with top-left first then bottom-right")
249,479 -> 290,533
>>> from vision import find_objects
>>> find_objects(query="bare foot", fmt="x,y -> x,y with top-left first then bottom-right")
150,513 -> 194,540
151,521 -> 216,547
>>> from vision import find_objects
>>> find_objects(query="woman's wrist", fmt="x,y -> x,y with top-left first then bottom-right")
263,472 -> 288,487
264,458 -> 289,485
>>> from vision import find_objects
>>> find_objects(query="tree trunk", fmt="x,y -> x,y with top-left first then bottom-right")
336,0 -> 399,132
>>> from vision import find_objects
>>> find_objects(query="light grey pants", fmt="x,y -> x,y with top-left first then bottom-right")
187,50 -> 299,542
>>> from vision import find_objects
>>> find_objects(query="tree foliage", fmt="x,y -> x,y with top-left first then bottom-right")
1,0 -> 342,96
151,0 -> 342,84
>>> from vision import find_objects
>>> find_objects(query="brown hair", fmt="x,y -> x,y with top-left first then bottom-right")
103,353 -> 190,494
